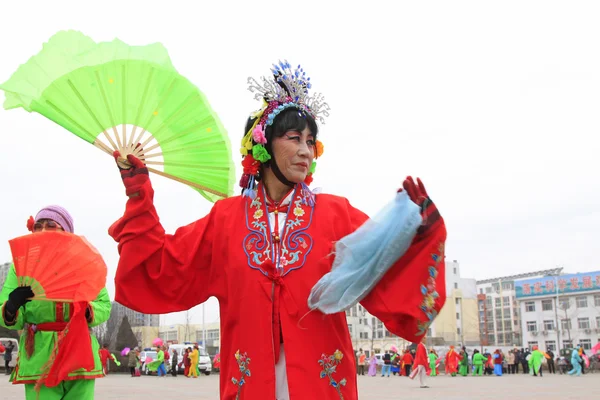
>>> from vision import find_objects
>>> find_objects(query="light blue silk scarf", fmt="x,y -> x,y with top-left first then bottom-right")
308,190 -> 422,314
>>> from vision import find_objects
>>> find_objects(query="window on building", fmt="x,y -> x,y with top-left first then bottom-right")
560,298 -> 570,310
488,334 -> 495,343
456,312 -> 460,320
504,320 -> 512,331
377,331 -> 383,339
453,267 -> 457,275
492,283 -> 500,292
580,339 -> 592,350
207,329 -> 220,340
561,319 -> 572,330
479,288 -> 483,294
377,320 -> 383,329
528,341 -> 538,349
503,308 -> 511,319
594,294 -> 600,307
486,310 -> 493,320
454,282 -> 458,289
486,297 -> 493,307
456,298 -> 461,305
348,324 -> 353,334
345,309 -> 351,317
503,296 -> 510,306
545,340 -> 556,351
543,320 -> 554,331
502,281 -> 514,290
563,340 -> 573,349
495,298 -> 501,307
541,299 -> 553,311
525,301 -> 535,312
596,316 -> 600,329
385,330 -> 392,337
514,319 -> 519,326
427,328 -> 432,337
495,309 -> 502,318
496,319 -> 503,330
351,307 -> 357,317
457,327 -> 461,335
576,296 -> 588,308
526,321 -> 537,332
486,287 -> 492,294
358,305 -> 363,313
487,322 -> 494,331
578,318 -> 590,329
497,333 -> 504,344
372,317 -> 376,326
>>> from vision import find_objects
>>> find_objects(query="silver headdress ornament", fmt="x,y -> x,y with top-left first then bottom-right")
247,60 -> 330,124
240,60 -> 328,201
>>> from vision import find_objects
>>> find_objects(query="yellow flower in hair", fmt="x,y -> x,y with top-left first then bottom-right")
315,140 -> 324,158
240,147 -> 248,156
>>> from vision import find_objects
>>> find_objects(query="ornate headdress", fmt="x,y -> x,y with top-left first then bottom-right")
240,60 -> 329,198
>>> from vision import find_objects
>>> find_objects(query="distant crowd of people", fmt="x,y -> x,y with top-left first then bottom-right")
354,343 -> 596,379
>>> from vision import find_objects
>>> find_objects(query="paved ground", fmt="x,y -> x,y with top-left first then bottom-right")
1,372 -> 599,399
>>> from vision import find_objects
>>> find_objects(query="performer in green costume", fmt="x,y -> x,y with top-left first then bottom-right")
472,349 -> 486,376
528,346 -> 544,377
428,350 -> 438,376
0,206 -> 111,400
458,349 -> 469,376
147,346 -> 167,376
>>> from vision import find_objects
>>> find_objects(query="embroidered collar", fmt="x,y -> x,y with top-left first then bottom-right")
243,183 -> 315,276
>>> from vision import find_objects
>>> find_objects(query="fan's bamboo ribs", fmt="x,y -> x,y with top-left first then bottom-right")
31,297 -> 75,303
101,130 -> 118,151
94,140 -> 114,156
129,68 -> 156,149
67,80 -> 116,148
45,100 -> 97,143
146,167 -> 227,198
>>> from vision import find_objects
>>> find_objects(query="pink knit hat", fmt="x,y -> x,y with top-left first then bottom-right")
34,205 -> 74,233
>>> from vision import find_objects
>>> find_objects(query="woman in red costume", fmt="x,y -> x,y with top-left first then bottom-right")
445,346 -> 461,376
409,341 -> 430,388
109,61 -> 447,400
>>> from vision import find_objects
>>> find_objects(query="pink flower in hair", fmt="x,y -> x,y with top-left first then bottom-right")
252,124 -> 267,144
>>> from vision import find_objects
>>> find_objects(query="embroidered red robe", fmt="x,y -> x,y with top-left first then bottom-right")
109,181 -> 446,400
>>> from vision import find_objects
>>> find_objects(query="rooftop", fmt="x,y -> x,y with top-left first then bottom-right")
476,267 -> 563,285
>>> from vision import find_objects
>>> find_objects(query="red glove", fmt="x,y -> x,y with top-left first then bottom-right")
113,150 -> 149,197
401,176 -> 442,237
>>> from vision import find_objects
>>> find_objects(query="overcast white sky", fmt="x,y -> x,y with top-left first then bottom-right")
0,1 -> 598,326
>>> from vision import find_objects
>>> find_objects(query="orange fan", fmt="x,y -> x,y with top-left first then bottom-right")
9,231 -> 107,302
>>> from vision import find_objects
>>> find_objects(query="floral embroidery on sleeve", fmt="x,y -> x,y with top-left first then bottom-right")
416,243 -> 444,336
232,350 -> 251,400
318,350 -> 347,399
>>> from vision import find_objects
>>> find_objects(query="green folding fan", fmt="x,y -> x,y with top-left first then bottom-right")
0,30 -> 235,202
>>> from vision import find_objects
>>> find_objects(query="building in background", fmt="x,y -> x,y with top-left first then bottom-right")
110,302 -> 159,328
516,270 -> 600,352
428,260 -> 479,346
347,259 -> 478,354
132,322 -> 221,355
475,268 -> 562,348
